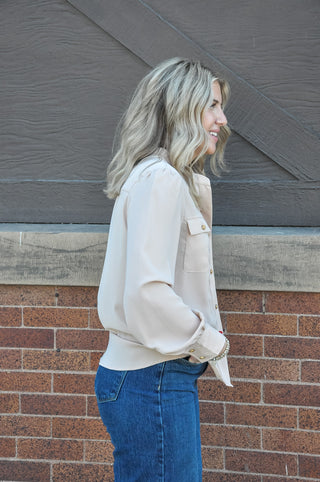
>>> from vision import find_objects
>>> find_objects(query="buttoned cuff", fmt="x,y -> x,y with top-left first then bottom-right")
186,311 -> 226,362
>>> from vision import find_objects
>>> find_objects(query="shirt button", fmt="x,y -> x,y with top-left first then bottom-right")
201,224 -> 206,230
210,269 -> 213,274
215,304 -> 218,309
200,356 -> 205,359
189,349 -> 195,353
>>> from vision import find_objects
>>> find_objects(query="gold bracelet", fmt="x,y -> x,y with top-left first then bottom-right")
210,338 -> 230,362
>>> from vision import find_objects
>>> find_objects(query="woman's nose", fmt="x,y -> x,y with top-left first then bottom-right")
216,110 -> 227,126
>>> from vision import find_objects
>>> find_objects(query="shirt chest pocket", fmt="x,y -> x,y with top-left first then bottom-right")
184,217 -> 211,272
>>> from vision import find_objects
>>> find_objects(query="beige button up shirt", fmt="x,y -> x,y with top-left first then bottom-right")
98,150 -> 232,386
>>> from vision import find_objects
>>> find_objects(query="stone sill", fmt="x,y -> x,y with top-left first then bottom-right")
0,224 -> 319,292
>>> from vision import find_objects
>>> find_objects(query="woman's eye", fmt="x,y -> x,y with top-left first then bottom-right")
210,103 -> 217,108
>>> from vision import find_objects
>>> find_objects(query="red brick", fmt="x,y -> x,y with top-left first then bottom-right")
227,313 -> 297,335
299,455 -> 320,479
225,449 -> 297,475
299,408 -> 320,430
200,402 -> 224,424
23,349 -> 90,371
0,307 -> 21,326
264,383 -> 320,407
0,460 -> 50,481
301,361 -> 320,383
217,290 -> 263,312
0,348 -> 21,369
203,474 -> 260,482
0,285 -> 56,306
201,424 -> 260,449
0,437 -> 15,457
56,329 -> 108,351
0,371 -> 51,392
52,462 -> 114,481
199,379 -> 261,403
226,404 -> 297,429
228,358 -> 299,381
0,327 -> 54,348
265,336 -> 320,359
263,428 -> 320,454
23,307 -> 89,327
202,446 -> 224,470
0,415 -> 51,437
265,291 -> 320,315
56,286 -> 98,307
299,315 -> 320,337
90,351 -> 104,371
54,373 -> 95,395
85,440 -> 114,463
52,417 -> 108,440
21,394 -> 86,416
257,478 -> 300,482
87,395 -> 100,417
18,438 -> 83,461
228,335 -> 263,357
0,393 -> 19,413
89,309 -> 104,328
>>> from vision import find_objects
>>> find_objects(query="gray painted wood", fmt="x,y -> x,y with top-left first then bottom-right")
67,0 -> 320,181
1,225 -> 319,292
146,0 -> 320,134
0,0 -> 146,221
0,0 -> 319,225
212,181 -> 320,226
222,134 -> 296,181
0,182 -> 111,223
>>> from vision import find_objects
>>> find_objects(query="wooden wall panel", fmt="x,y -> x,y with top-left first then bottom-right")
0,0 -> 319,225
0,0 -> 147,221
67,0 -> 320,181
145,0 -> 320,133
0,182 -> 110,223
211,181 -> 320,226
222,135 -> 296,181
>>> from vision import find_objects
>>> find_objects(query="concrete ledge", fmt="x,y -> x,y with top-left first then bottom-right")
0,224 -> 319,291
212,226 -> 320,292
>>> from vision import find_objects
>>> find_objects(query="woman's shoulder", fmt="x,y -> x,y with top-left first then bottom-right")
124,152 -> 185,192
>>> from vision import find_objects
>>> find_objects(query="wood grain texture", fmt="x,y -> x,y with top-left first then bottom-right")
212,181 -> 320,226
67,0 -> 320,181
0,181 -> 112,223
223,134 -> 296,181
1,0 -> 319,225
0,0 -> 148,181
146,0 -> 320,133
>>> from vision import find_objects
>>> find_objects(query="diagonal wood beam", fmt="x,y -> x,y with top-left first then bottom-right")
66,0 -> 320,181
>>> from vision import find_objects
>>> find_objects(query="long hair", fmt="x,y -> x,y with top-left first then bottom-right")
106,57 -> 230,200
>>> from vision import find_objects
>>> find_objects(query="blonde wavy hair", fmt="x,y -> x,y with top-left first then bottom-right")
106,57 -> 230,200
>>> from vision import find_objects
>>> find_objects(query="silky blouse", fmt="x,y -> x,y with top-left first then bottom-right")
98,150 -> 232,386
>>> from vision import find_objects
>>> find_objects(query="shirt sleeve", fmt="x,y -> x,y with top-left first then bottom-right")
123,164 -> 226,361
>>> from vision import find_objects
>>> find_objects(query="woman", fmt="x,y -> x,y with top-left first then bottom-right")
95,57 -> 232,481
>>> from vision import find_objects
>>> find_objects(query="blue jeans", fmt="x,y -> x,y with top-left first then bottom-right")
95,358 -> 208,481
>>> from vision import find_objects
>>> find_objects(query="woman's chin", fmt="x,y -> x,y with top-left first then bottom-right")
205,144 -> 217,155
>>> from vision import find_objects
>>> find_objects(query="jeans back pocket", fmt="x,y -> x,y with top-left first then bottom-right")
95,365 -> 127,403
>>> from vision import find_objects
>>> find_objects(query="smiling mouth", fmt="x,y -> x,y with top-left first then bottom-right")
209,131 -> 218,137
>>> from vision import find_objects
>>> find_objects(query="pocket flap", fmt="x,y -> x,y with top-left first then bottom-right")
187,217 -> 210,235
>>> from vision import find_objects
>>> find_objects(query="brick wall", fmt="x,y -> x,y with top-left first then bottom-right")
0,285 -> 319,481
